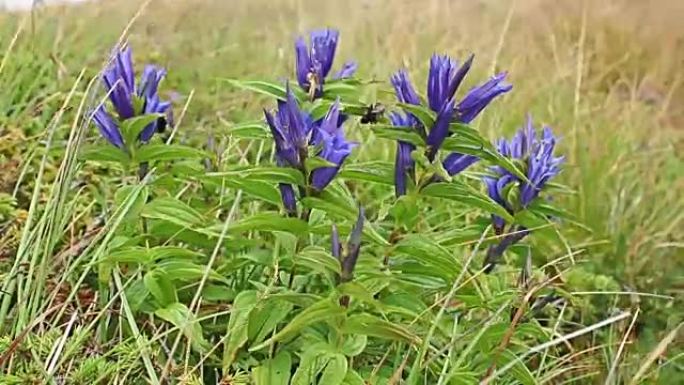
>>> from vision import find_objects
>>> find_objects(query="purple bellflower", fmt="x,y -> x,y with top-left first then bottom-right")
390,54 -> 511,196
264,86 -> 356,213
295,29 -> 357,99
482,116 -> 564,272
93,45 -> 173,149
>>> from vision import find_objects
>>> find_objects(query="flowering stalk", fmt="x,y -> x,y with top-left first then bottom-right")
390,54 -> 511,197
92,45 -> 173,179
264,85 -> 356,216
94,45 -> 173,149
482,116 -> 564,272
331,206 -> 365,307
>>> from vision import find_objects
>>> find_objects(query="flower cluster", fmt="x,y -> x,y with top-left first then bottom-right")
295,29 -> 357,100
390,54 -> 512,196
482,116 -> 564,271
90,28 -> 565,276
264,87 -> 356,214
93,46 -> 173,149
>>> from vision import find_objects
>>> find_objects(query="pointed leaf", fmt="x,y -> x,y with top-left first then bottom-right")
136,144 -> 206,163
253,351 -> 292,385
249,297 -> 345,351
421,182 -> 515,223
155,303 -> 209,353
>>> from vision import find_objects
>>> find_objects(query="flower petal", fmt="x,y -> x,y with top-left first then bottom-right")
333,60 -> 357,79
93,106 -> 124,148
457,72 -> 512,123
425,98 -> 455,160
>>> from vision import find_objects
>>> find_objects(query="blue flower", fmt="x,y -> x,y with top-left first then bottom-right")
389,112 -> 417,197
93,106 -> 124,149
390,70 -> 422,197
390,54 -> 511,196
310,101 -> 357,191
94,45 -> 173,148
264,86 -> 312,169
264,87 -> 355,212
456,72 -> 512,124
482,115 -> 563,272
486,116 -> 564,222
295,29 -> 356,99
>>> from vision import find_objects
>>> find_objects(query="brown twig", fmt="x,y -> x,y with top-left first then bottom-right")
480,270 -> 566,382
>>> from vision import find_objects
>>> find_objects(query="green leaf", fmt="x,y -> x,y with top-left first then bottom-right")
446,371 -> 479,385
253,351 -> 292,385
528,201 -> 592,232
103,248 -> 150,264
342,370 -> 366,385
340,334 -> 367,357
305,156 -> 337,171
80,144 -> 129,164
371,124 -> 424,146
114,185 -> 149,230
120,113 -> 162,148
302,191 -> 389,246
207,166 -> 305,186
124,279 -> 149,312
248,299 -> 294,346
421,182 -> 515,223
144,269 -> 177,307
147,246 -> 204,261
318,354 -> 348,385
227,121 -> 271,140
301,196 -> 356,221
223,290 -> 258,369
338,161 -> 394,185
156,259 -> 228,284
224,79 -> 288,100
497,349 -> 536,385
155,303 -> 209,353
323,82 -> 360,97
222,178 -> 282,206
103,246 -> 202,265
390,194 -> 420,229
297,246 -> 341,275
202,284 -> 236,302
142,197 -> 205,227
220,212 -> 308,235
441,135 -> 528,182
394,235 -> 460,280
136,144 -> 206,163
397,102 -> 436,129
337,282 -> 384,309
309,99 -> 335,121
249,297 -> 345,351
291,346 -> 330,385
224,79 -> 307,101
342,313 -> 420,344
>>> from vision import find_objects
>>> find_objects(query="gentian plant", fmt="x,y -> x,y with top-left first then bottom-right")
483,115 -> 564,271
94,45 -> 173,151
390,54 -> 512,196
264,86 -> 356,214
79,27 -> 574,385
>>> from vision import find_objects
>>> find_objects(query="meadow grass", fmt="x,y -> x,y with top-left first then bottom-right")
0,0 -> 682,383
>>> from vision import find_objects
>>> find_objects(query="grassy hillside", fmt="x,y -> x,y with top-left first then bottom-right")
0,0 -> 682,383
